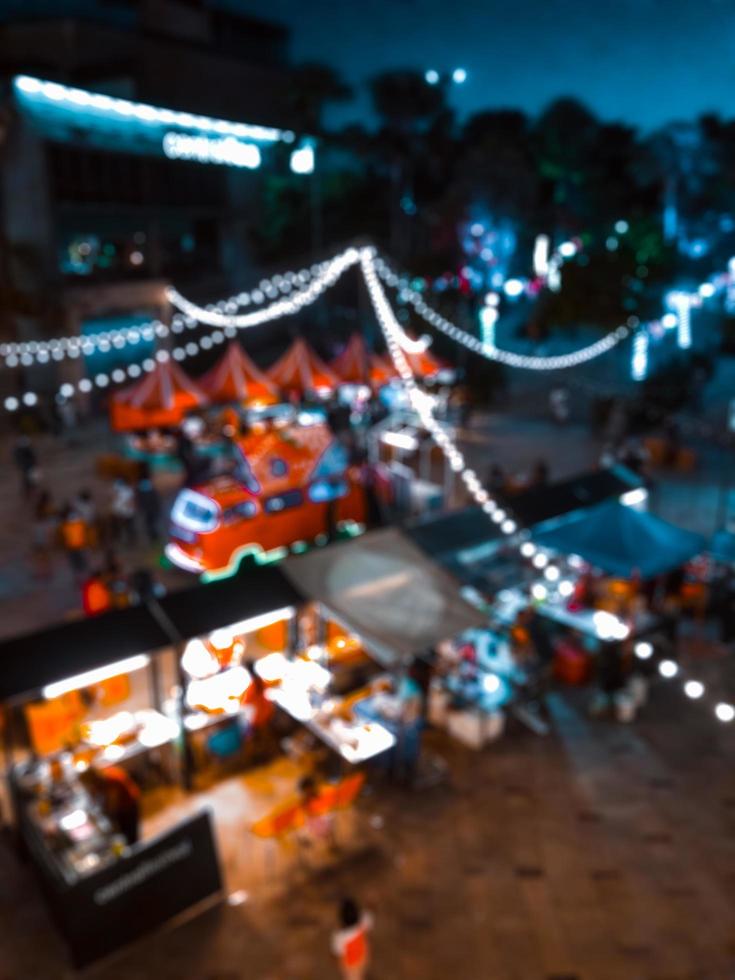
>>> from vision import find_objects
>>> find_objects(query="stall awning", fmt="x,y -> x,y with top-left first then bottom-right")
0,565 -> 304,702
0,606 -> 171,702
404,506 -> 502,563
532,499 -> 705,579
157,564 -> 303,641
505,465 -> 644,529
282,527 -> 487,666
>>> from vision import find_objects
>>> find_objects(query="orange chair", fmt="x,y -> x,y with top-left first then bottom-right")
332,772 -> 366,810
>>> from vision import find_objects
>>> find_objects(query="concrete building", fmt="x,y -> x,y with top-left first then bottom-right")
0,0 -> 315,391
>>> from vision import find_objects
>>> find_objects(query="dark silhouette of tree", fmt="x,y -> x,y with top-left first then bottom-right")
287,63 -> 352,134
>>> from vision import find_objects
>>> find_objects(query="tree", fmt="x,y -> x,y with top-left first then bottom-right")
287,63 -> 352,135
532,98 -> 600,232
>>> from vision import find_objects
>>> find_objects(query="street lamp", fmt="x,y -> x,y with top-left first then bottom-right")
425,68 -> 468,86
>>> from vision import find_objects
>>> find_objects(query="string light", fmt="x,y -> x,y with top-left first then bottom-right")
374,257 -> 631,370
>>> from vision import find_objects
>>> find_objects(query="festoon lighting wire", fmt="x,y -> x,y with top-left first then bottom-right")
373,256 -> 633,370
2,248 -> 361,412
0,255 -> 334,365
361,247 -> 728,723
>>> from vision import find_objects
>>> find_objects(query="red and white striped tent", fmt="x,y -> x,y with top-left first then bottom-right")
368,352 -> 399,387
110,359 -> 208,431
403,343 -> 446,379
198,341 -> 278,404
330,334 -> 371,384
267,337 -> 339,395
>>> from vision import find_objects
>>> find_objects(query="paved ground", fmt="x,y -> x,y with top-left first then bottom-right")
2,684 -> 735,979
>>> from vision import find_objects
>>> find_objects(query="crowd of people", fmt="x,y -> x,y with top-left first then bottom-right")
15,435 -> 165,616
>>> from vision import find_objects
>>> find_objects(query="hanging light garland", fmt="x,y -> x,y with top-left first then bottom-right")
362,247 -> 730,726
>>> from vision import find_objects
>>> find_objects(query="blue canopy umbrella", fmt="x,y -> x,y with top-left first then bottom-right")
533,500 -> 705,580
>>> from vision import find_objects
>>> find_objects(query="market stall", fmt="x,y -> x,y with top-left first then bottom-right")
197,340 -> 279,406
0,605 -> 222,968
267,337 -> 339,397
109,359 -> 209,432
281,526 -> 494,753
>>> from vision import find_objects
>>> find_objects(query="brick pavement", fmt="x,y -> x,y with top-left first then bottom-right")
2,691 -> 734,979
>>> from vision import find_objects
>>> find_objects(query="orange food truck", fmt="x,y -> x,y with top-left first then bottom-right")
166,421 -> 366,577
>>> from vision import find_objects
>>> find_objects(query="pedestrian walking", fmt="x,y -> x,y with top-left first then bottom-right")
110,478 -> 137,547
135,463 -> 162,544
331,897 -> 372,980
12,436 -> 38,495
59,504 -> 89,580
74,489 -> 99,548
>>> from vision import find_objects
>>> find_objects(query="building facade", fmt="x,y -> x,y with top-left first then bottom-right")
0,0 -> 314,392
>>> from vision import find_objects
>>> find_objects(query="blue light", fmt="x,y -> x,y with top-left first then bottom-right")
558,241 -> 577,258
452,68 -> 468,84
631,332 -> 648,381
289,143 -> 315,175
614,220 -> 629,234
503,278 -> 525,298
425,69 -> 440,85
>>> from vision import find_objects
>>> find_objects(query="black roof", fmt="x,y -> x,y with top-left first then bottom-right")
0,605 -> 170,703
404,506 -> 500,560
157,564 -> 303,643
502,465 -> 643,529
0,564 -> 303,702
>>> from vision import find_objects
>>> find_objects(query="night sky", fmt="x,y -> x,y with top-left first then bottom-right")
234,0 -> 735,130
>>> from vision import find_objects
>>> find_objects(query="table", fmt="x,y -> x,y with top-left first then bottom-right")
492,587 -> 659,643
256,655 -> 396,764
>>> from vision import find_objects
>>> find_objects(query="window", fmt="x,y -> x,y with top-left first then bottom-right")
264,490 -> 303,513
222,501 -> 257,524
312,441 -> 348,479
171,490 -> 219,532
308,480 -> 348,503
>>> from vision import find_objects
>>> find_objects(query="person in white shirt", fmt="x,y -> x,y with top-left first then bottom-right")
110,478 -> 137,547
331,897 -> 372,980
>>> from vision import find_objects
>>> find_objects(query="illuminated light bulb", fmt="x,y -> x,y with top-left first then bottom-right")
209,628 -> 235,651
532,552 -> 548,569
715,702 -> 735,722
59,383 -> 74,398
520,542 -> 536,558
95,374 -> 109,387
501,519 -> 516,534
614,220 -> 629,234
112,369 -> 126,383
544,565 -> 560,582
658,659 -> 678,678
483,674 -> 500,694
452,67 -> 467,84
127,364 -> 142,378
531,583 -> 548,601
558,579 -> 574,598
699,282 -> 715,299
634,641 -> 653,660
503,278 -> 525,298
181,638 -> 219,680
78,378 -> 93,393
143,358 -> 155,371
22,392 -> 38,406
425,69 -> 440,85
4,397 -> 18,411
684,680 -> 704,699
558,241 -> 577,258
156,350 -> 170,362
